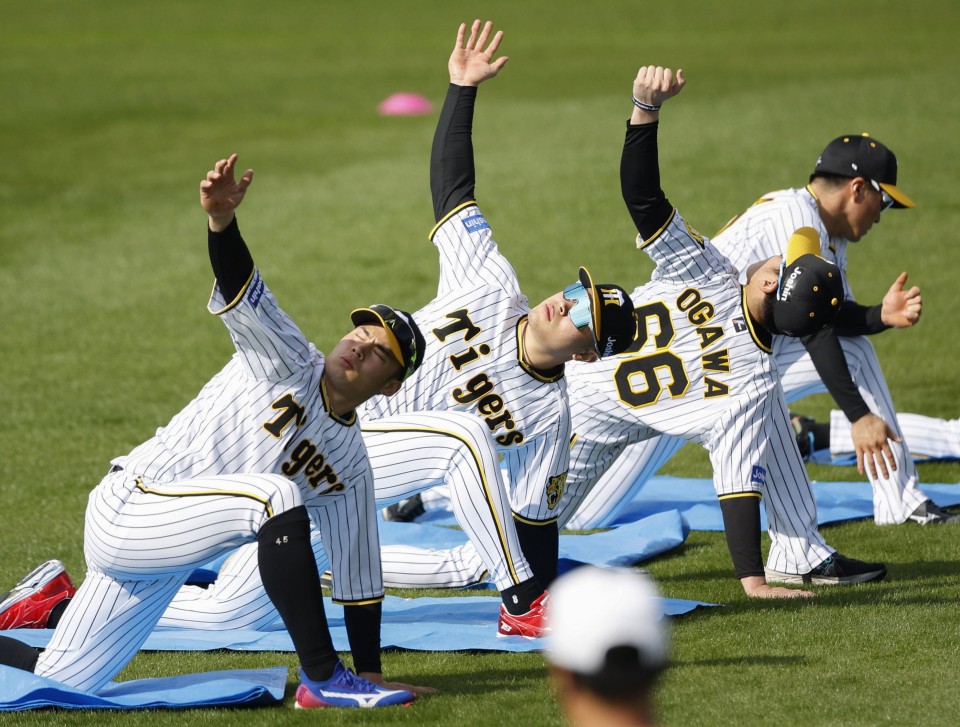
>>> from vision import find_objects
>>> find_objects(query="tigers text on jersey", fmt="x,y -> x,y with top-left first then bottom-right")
120,271 -> 370,502
116,269 -> 380,601
363,203 -> 571,520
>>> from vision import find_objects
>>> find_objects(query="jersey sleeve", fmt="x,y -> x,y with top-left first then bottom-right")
208,269 -> 313,381
429,204 -> 523,299
640,210 -> 734,286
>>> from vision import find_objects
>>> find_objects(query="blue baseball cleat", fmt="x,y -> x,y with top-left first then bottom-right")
294,661 -> 415,709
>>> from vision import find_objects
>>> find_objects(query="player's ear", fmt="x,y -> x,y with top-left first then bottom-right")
379,379 -> 403,397
755,257 -> 780,295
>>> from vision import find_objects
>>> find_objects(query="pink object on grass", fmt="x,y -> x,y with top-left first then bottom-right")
378,92 -> 434,116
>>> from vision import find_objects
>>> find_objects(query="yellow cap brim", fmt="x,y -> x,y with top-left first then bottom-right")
879,182 -> 916,209
785,227 -> 822,264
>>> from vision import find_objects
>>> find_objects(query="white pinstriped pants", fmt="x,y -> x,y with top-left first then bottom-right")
35,470 -> 302,692
157,411 -> 533,630
570,334 -> 928,530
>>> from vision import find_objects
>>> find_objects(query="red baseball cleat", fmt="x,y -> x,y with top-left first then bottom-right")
0,560 -> 76,629
497,591 -> 550,638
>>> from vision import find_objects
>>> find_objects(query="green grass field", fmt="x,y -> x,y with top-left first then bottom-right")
2,1 -> 959,724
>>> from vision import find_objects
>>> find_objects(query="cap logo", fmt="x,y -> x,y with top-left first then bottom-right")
602,336 -> 617,358
601,287 -> 626,307
778,265 -> 804,302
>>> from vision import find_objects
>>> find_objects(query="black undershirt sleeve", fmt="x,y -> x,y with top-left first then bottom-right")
620,121 -> 675,239
430,84 -> 478,222
800,326 -> 872,422
342,602 -> 383,675
832,301 -> 889,336
718,496 -> 764,579
207,216 -> 255,304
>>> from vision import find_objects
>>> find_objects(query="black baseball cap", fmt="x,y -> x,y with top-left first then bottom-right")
811,133 -> 915,209
772,227 -> 844,337
350,304 -> 426,381
578,267 -> 638,358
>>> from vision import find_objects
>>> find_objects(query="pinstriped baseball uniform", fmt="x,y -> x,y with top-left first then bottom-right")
553,209 -> 833,575
363,202 -> 572,524
569,186 -> 930,529
34,270 -> 382,691
158,409 -> 530,630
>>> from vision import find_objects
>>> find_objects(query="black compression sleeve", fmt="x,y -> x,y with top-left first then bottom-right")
800,327 -> 872,422
431,84 -> 478,221
207,216 -> 255,304
718,495 -> 764,579
343,601 -> 382,675
832,301 -> 890,336
620,121 -> 674,239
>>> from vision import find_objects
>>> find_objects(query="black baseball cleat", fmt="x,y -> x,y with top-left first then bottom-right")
766,553 -> 887,586
907,500 -> 960,525
382,494 -> 425,523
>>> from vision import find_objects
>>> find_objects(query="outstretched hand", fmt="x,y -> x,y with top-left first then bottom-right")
200,153 -> 254,232
880,271 -> 922,328
449,19 -> 509,87
632,65 -> 686,118
851,412 -> 900,480
740,575 -> 813,599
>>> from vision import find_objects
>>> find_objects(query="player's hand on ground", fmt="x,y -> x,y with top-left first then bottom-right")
740,576 -> 813,599
632,65 -> 686,113
200,153 -> 254,231
851,412 -> 900,479
880,271 -> 922,328
359,672 -> 439,695
449,19 -> 508,87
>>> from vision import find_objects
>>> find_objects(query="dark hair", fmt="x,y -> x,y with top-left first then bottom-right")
808,172 -> 856,188
569,645 -> 665,702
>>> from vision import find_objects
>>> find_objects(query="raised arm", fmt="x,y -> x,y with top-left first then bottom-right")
620,66 -> 686,239
201,154 -> 256,303
430,20 -> 509,221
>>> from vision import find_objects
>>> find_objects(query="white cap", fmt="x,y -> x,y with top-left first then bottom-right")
546,566 -> 668,674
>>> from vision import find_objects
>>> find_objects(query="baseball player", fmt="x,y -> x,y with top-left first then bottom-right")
379,65 -> 889,594
570,131 -> 958,530
363,18 -> 636,612
0,153 -> 430,708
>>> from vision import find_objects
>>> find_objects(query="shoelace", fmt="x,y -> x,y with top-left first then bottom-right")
334,666 -> 380,694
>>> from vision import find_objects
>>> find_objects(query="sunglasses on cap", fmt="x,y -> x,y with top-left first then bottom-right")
868,179 -> 895,212
563,281 -> 596,336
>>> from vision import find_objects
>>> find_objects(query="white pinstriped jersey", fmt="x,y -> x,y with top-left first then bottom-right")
713,187 -> 854,301
558,209 -> 778,521
363,203 -> 571,521
116,270 -> 381,602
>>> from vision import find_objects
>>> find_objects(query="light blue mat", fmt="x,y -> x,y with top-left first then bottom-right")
604,477 -> 960,530
379,509 -> 689,566
0,665 -> 287,711
8,591 -> 712,656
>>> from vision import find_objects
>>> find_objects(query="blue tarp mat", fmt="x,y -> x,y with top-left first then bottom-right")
0,665 -> 287,711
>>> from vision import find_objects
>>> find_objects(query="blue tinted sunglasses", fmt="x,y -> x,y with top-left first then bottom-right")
868,179 -> 895,212
563,282 -> 596,335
